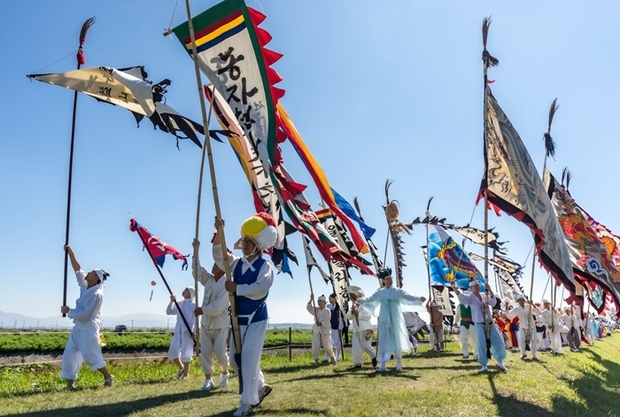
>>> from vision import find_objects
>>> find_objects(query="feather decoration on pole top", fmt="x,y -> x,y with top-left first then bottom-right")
481,17 -> 499,69
561,167 -> 572,196
76,17 -> 95,66
544,98 -> 559,162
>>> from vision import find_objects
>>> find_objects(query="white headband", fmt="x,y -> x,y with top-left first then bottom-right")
94,269 -> 107,282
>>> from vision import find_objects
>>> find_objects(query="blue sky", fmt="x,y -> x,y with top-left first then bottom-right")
2,1 -> 620,325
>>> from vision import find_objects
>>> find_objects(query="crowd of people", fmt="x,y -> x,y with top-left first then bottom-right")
57,220 -> 618,416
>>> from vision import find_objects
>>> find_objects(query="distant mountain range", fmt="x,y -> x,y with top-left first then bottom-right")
0,310 -> 312,331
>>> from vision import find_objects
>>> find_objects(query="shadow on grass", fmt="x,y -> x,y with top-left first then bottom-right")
366,370 -> 419,381
484,342 -> 620,416
280,368 -> 419,383
548,348 -> 620,415
412,363 -> 481,372
415,351 -> 463,359
3,390 -> 227,417
254,406 -> 329,416
265,361 -> 335,375
485,372 -> 551,417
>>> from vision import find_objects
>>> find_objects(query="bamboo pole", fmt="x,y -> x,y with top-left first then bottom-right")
182,0 -> 243,393
190,89 -> 215,356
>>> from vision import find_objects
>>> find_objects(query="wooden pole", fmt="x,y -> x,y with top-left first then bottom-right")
62,17 -> 95,317
540,275 -> 551,303
307,266 -> 319,324
481,18 -> 492,359
190,86 -> 215,356
183,0 -> 243,393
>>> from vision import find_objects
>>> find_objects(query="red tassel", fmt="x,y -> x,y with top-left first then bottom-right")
77,48 -> 85,65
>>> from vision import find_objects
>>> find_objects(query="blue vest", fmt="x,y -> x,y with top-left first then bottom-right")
234,257 -> 268,325
330,304 -> 341,330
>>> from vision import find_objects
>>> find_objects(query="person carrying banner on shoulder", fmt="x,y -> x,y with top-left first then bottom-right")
360,268 -> 426,372
192,239 -> 230,391
166,287 -> 196,379
451,279 -> 508,373
346,286 -> 377,368
307,294 -> 337,365
213,215 -> 276,417
60,245 -> 113,390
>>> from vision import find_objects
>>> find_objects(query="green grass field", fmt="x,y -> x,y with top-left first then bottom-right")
0,329 -> 318,353
1,334 -> 619,416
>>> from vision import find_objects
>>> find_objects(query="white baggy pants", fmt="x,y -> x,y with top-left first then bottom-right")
352,331 -> 375,366
200,326 -> 229,375
169,331 -> 194,363
459,324 -> 477,357
229,320 -> 268,408
518,327 -> 538,358
60,327 -> 106,380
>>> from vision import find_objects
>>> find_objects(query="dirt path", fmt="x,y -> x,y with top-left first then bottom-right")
0,349 -> 169,366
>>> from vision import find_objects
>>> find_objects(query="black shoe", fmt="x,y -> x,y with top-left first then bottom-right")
372,357 -> 378,367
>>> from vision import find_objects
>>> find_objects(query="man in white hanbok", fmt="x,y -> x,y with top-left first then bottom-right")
192,239 -> 230,392
361,268 -> 425,372
307,294 -> 336,365
452,280 -> 508,373
346,287 -> 377,368
505,294 -> 538,361
166,287 -> 196,379
60,245 -> 113,389
561,306 -> 581,351
455,303 -> 477,359
540,299 -> 562,355
213,214 -> 277,417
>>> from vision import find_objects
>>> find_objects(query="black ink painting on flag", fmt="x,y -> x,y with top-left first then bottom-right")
479,87 -> 574,294
28,66 -> 208,149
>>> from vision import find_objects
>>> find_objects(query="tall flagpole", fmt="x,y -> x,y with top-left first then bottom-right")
481,17 -> 498,360
424,198 -> 434,302
62,17 -> 95,317
303,236 -> 320,324
527,99 -> 559,333
190,85 -> 215,356
182,0 -> 244,391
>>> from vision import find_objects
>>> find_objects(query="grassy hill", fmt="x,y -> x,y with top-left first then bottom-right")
1,334 -> 619,416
